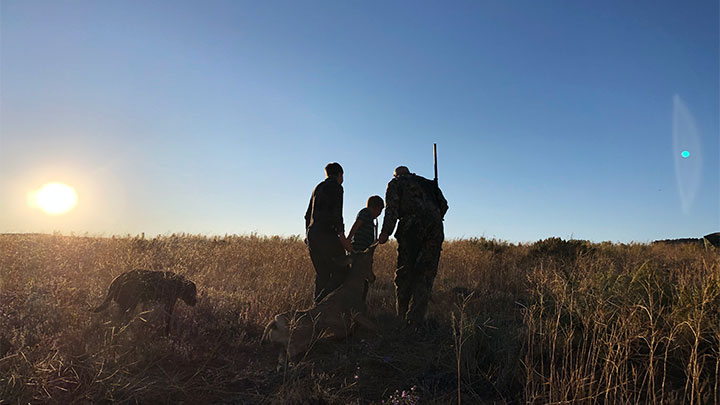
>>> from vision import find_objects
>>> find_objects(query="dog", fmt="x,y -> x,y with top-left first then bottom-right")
263,245 -> 378,359
92,269 -> 197,335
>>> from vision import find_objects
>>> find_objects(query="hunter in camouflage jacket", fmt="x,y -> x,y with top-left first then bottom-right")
379,166 -> 448,327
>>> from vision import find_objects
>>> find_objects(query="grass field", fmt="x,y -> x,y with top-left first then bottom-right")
0,233 -> 718,404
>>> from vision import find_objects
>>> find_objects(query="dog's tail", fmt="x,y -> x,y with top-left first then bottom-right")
91,281 -> 118,312
92,274 -> 123,312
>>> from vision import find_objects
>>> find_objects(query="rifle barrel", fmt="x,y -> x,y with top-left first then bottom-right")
433,143 -> 438,182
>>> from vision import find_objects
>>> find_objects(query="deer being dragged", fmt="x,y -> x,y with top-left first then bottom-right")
263,245 -> 378,359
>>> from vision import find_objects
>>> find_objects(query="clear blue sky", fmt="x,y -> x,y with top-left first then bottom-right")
1,0 -> 718,243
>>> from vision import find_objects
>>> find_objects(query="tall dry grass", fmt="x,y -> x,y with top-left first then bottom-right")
0,233 -> 717,403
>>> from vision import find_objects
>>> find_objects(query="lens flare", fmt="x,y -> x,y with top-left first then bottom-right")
672,95 -> 702,214
32,182 -> 78,215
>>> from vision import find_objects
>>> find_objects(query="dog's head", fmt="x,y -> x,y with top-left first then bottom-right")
181,280 -> 198,306
262,314 -> 290,345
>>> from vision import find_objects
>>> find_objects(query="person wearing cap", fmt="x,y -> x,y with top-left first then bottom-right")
378,166 -> 448,330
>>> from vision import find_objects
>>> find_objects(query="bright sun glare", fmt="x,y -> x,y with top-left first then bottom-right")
31,182 -> 78,215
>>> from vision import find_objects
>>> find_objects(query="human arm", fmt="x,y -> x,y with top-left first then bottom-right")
379,179 -> 400,242
329,182 -> 345,236
378,232 -> 389,244
339,233 -> 352,252
329,182 -> 352,251
436,186 -> 448,218
304,193 -> 313,230
347,218 -> 363,243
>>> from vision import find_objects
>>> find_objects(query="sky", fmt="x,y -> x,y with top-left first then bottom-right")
1,0 -> 718,243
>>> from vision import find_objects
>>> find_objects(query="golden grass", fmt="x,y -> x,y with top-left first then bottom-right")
0,233 -> 717,403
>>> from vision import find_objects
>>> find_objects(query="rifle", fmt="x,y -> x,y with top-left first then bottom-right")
431,143 -> 447,217
433,143 -> 438,185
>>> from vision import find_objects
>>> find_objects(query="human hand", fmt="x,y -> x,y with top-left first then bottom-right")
378,232 -> 389,244
340,235 -> 353,252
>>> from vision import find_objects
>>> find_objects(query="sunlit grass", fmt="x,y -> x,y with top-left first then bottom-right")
0,233 -> 717,403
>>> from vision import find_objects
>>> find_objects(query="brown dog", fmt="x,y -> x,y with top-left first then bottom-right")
93,269 -> 197,335
263,246 -> 378,359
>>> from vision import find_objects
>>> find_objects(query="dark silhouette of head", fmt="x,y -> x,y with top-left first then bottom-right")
367,195 -> 384,209
393,166 -> 410,178
325,162 -> 343,178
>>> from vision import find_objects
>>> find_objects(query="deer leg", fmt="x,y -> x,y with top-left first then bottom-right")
276,351 -> 289,373
164,301 -> 175,336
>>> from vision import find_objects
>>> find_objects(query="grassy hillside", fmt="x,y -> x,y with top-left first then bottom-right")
0,234 -> 718,403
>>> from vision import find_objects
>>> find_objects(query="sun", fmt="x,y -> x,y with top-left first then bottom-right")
33,182 -> 78,215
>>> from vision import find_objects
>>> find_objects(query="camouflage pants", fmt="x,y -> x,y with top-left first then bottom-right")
394,218 -> 444,325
